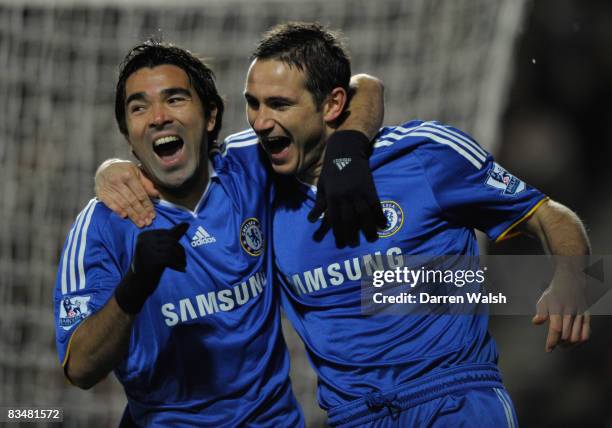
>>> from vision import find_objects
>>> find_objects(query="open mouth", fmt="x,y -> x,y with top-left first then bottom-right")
153,135 -> 184,159
261,136 -> 291,155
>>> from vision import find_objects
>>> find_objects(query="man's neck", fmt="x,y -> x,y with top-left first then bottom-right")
296,159 -> 323,187
295,133 -> 329,187
158,165 -> 210,212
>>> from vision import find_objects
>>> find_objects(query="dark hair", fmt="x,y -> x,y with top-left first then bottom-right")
115,40 -> 224,143
251,22 -> 351,109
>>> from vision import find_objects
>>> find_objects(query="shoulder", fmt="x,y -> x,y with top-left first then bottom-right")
211,129 -> 270,184
57,199 -> 134,296
69,199 -> 112,236
65,199 -> 135,248
373,120 -> 490,171
212,129 -> 260,161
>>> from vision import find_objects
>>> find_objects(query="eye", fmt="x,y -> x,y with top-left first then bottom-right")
269,100 -> 290,110
245,96 -> 259,110
129,104 -> 146,114
168,96 -> 187,105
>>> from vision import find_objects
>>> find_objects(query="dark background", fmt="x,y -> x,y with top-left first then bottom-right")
492,1 -> 612,426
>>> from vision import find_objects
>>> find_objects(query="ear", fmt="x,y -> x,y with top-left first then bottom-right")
323,87 -> 347,124
206,106 -> 218,132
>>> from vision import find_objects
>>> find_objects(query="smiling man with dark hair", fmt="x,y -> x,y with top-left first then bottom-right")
55,37 -> 384,427
55,41 -> 304,427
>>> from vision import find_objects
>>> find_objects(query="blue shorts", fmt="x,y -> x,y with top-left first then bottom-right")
327,364 -> 517,428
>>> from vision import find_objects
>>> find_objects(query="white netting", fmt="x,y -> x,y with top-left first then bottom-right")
0,0 -> 525,426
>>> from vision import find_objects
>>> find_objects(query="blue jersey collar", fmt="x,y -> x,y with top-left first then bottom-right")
294,176 -> 317,200
156,160 -> 218,217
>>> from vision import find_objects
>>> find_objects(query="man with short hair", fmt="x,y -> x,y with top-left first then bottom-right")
245,22 -> 590,427
54,39 -> 383,427
99,23 -> 591,427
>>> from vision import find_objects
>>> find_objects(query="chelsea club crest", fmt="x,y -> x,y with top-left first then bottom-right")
377,200 -> 404,238
240,218 -> 264,256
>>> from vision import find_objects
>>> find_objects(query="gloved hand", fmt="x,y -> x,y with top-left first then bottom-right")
308,130 -> 387,247
115,222 -> 189,314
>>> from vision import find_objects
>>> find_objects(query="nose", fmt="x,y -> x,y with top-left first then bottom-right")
149,103 -> 172,128
251,107 -> 274,135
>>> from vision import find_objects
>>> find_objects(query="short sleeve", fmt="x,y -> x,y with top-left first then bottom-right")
414,124 -> 548,241
54,199 -> 126,366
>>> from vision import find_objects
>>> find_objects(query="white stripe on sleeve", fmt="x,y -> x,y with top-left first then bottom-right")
418,125 -> 487,162
64,199 -> 96,293
77,199 -> 98,290
410,132 -> 483,169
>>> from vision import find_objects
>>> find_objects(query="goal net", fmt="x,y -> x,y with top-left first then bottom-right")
0,0 -> 525,425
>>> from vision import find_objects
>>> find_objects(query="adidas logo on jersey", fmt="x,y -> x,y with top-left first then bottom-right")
333,157 -> 351,171
191,226 -> 216,247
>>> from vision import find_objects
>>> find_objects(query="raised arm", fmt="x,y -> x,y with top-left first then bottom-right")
309,74 -> 387,246
518,199 -> 591,352
340,73 -> 385,138
95,159 -> 158,227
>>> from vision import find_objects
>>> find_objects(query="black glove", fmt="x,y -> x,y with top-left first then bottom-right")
115,222 -> 189,314
308,130 -> 387,247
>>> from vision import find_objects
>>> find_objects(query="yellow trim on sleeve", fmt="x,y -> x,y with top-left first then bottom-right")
495,197 -> 549,243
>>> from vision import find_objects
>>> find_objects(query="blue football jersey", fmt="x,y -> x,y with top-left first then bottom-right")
54,144 -> 303,427
272,120 -> 548,412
